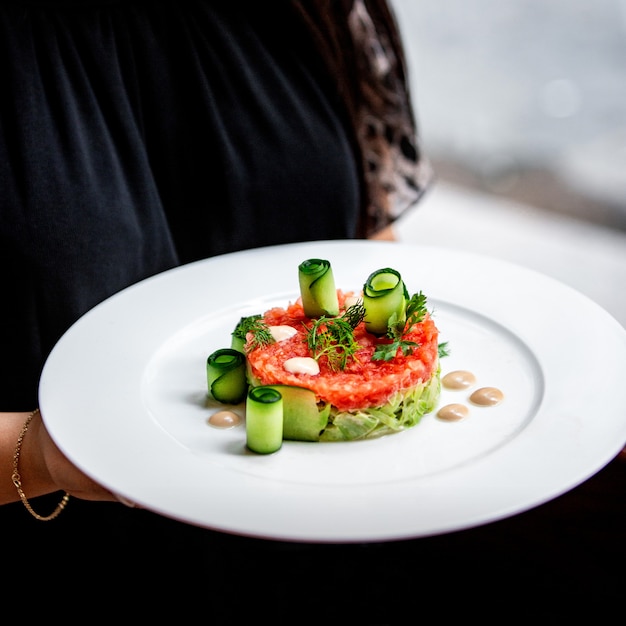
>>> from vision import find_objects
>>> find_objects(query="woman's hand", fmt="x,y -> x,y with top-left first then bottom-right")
2,410 -> 122,505
34,411 -> 121,502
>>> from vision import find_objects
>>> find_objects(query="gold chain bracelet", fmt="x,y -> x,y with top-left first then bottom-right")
11,409 -> 70,521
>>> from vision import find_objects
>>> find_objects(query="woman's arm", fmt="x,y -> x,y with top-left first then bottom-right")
368,224 -> 396,240
0,410 -> 117,505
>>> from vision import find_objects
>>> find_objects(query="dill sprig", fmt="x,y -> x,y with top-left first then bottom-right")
372,291 -> 428,362
438,341 -> 450,358
232,314 -> 274,352
305,303 -> 365,371
342,300 -> 366,329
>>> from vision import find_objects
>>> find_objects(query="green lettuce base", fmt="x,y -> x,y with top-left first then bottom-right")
249,367 -> 441,443
319,367 -> 441,441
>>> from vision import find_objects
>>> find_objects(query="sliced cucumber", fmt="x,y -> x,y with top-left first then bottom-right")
267,384 -> 330,441
298,258 -> 339,318
246,386 -> 283,454
207,348 -> 247,404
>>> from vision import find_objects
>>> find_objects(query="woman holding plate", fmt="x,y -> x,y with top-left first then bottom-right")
0,0 -> 430,613
1,1 -> 427,501
1,0 -> 624,620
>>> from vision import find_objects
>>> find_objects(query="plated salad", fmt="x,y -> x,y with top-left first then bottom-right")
207,258 -> 444,453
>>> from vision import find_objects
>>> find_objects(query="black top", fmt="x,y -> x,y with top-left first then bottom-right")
0,1 -> 360,408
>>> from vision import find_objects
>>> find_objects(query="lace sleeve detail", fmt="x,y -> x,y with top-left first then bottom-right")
348,0 -> 433,235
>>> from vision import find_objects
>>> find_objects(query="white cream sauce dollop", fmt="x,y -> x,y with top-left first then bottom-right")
269,325 -> 298,341
283,357 -> 320,376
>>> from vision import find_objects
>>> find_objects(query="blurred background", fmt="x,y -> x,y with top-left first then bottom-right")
392,0 -> 626,231
387,0 -> 626,328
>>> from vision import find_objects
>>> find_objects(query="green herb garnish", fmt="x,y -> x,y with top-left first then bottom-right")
305,303 -> 365,371
438,341 -> 450,358
342,301 -> 366,329
232,315 -> 274,352
372,291 -> 428,361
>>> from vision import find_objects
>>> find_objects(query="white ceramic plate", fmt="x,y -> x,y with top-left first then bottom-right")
39,241 -> 626,542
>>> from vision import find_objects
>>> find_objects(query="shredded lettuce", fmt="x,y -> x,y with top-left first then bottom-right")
319,367 -> 441,442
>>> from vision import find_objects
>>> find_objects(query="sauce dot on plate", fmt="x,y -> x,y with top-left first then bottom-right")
442,370 -> 476,390
437,403 -> 469,422
469,387 -> 504,407
208,410 -> 241,429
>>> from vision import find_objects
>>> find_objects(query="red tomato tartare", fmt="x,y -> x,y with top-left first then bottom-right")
246,291 -> 440,413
